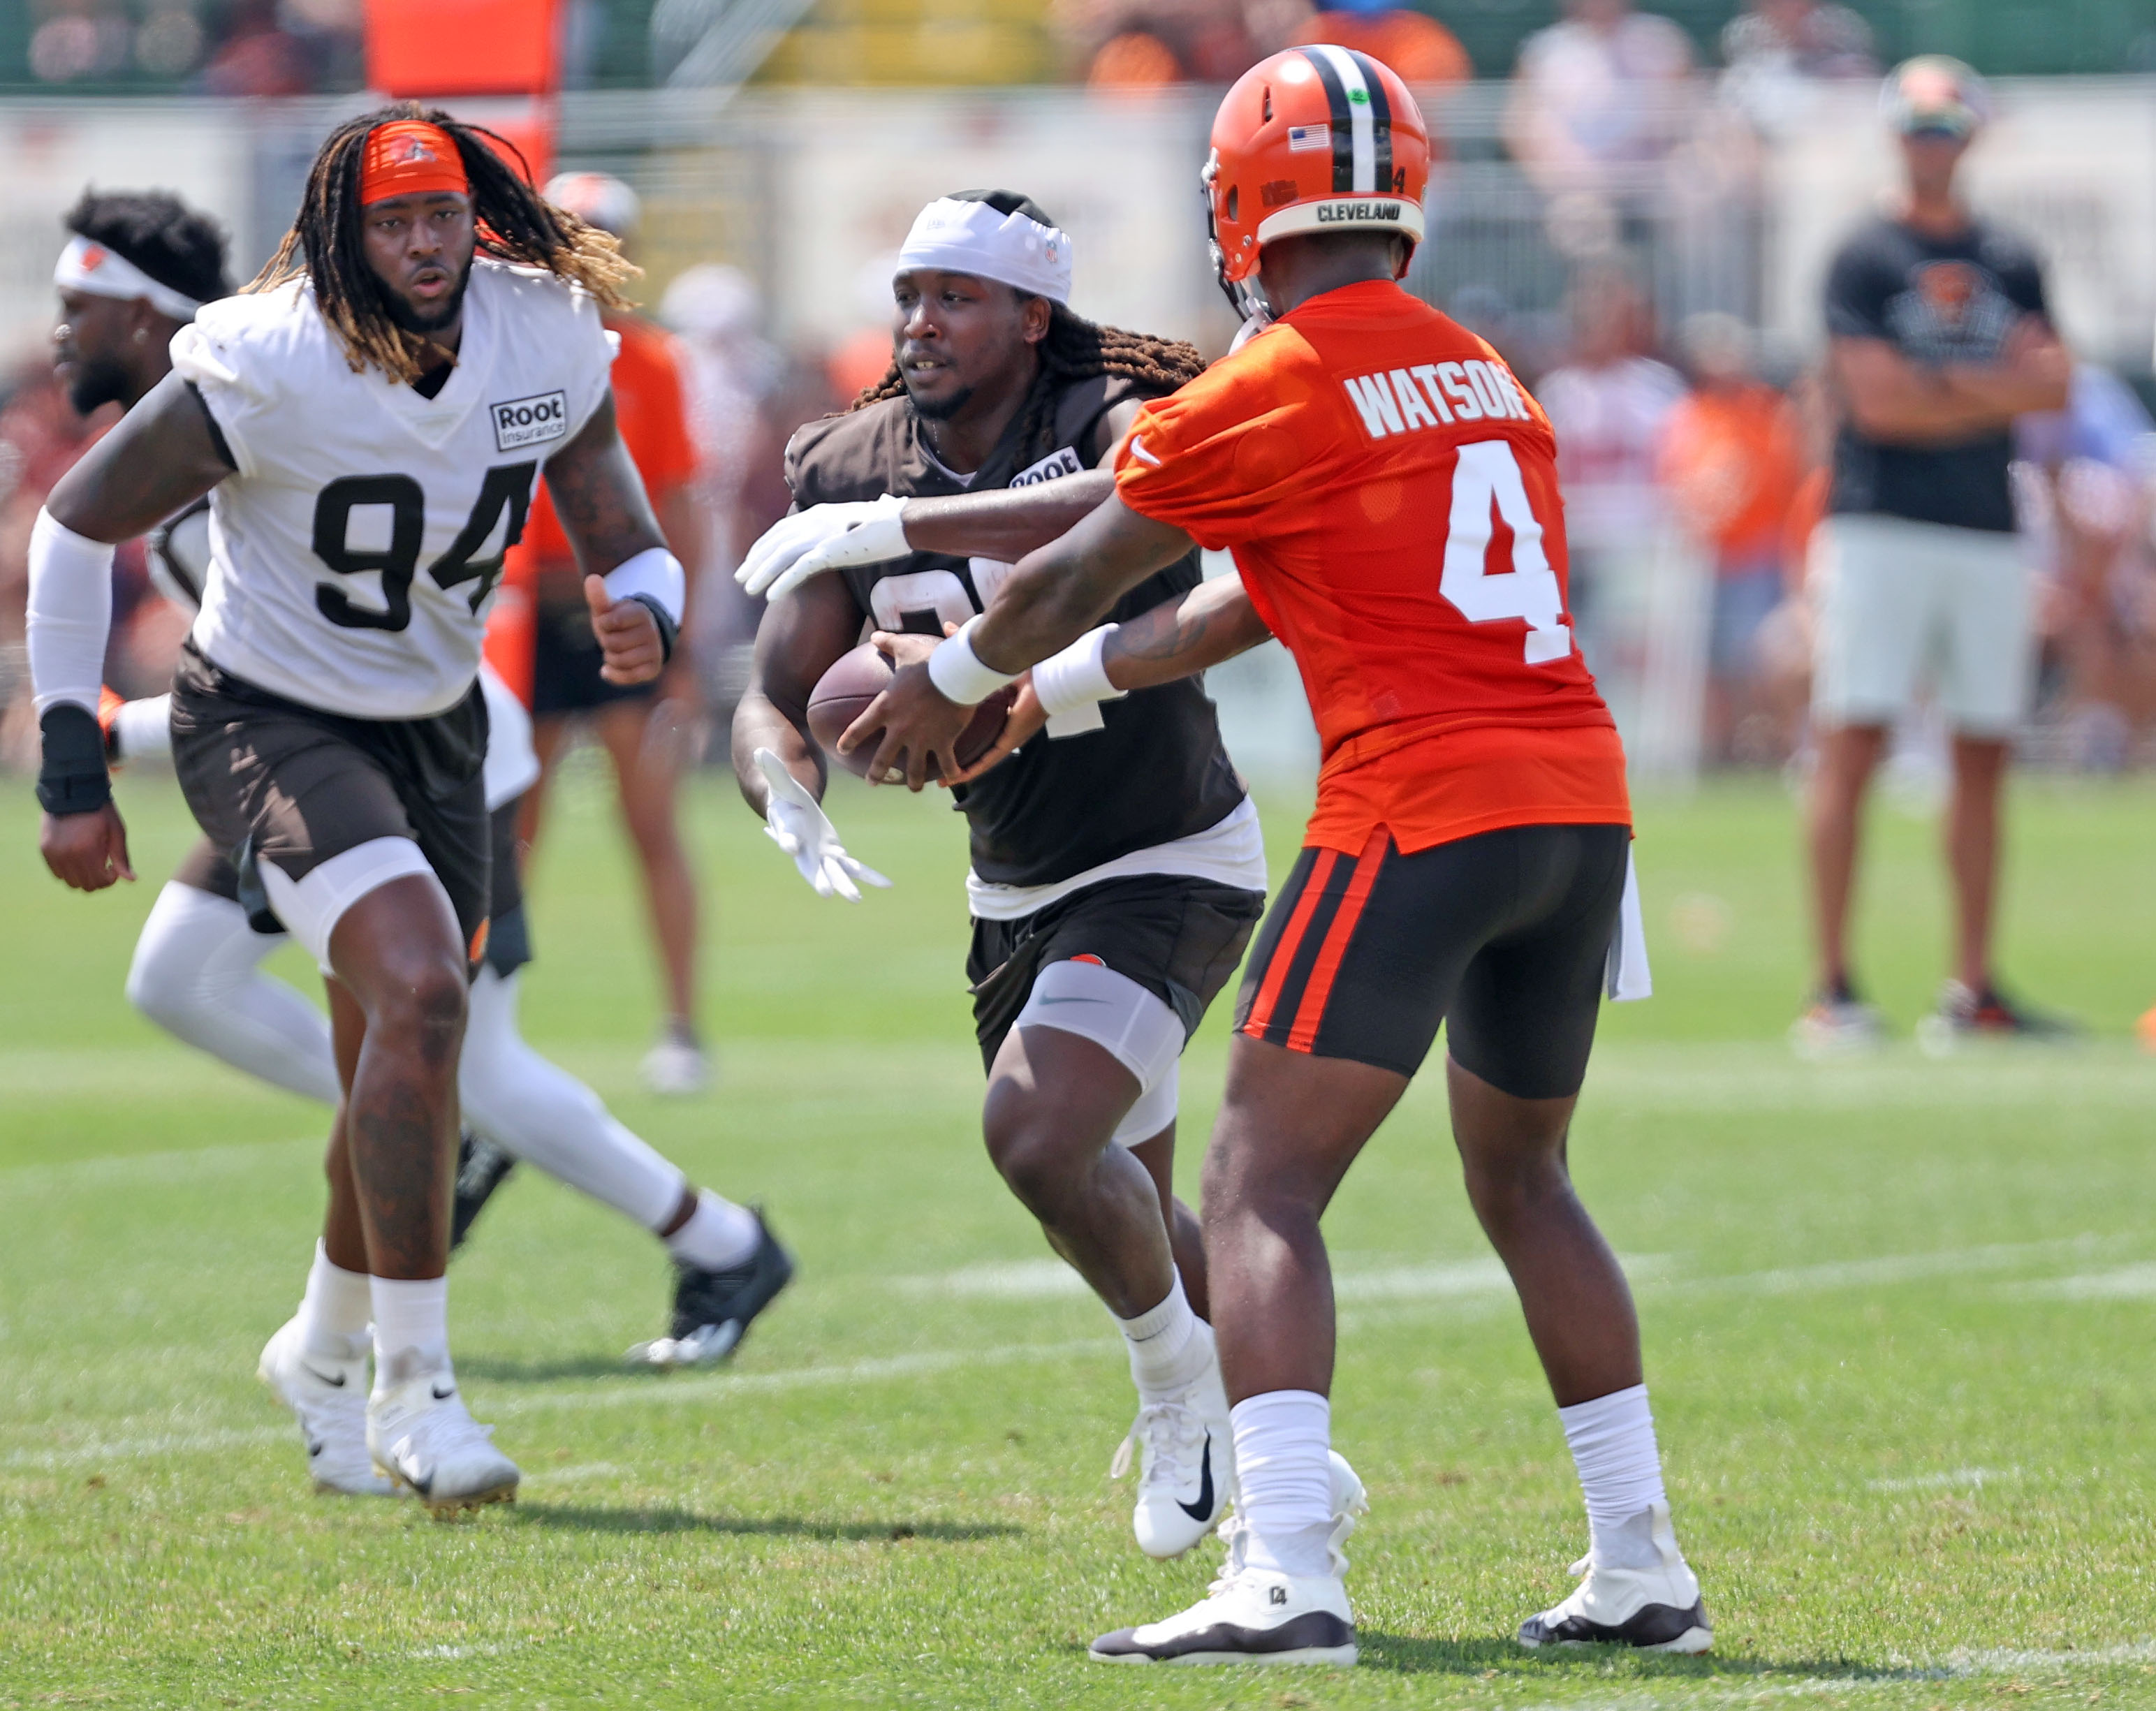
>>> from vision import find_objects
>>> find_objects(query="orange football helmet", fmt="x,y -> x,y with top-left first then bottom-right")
1203,46 -> 1430,315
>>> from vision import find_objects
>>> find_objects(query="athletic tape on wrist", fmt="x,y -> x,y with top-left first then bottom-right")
36,703 -> 110,815
1032,624 -> 1125,737
925,616 -> 1018,707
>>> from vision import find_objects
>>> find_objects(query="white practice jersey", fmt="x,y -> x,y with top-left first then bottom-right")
172,260 -> 615,719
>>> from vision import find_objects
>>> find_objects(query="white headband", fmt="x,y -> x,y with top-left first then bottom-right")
896,198 -> 1072,305
54,233 -> 202,322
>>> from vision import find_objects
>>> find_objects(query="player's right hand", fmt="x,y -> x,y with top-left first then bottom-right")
39,802 -> 134,893
736,495 -> 909,601
752,747 -> 893,902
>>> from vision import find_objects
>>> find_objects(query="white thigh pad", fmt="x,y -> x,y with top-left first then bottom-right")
1015,957 -> 1187,1147
257,837 -> 442,975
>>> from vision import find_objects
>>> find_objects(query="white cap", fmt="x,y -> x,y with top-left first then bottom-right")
545,171 -> 641,241
896,196 -> 1071,305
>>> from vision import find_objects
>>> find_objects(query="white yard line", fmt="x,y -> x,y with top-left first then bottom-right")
2011,1261 -> 2156,1300
0,1340 -> 1113,1467
1867,1465 -> 2018,1492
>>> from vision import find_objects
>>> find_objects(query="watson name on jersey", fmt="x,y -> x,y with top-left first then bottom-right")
173,258 -> 615,719
1116,281 -> 1629,857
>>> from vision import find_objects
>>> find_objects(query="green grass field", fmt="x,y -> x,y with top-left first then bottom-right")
3,761 -> 2155,1708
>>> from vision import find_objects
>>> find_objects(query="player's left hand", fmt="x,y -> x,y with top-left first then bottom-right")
736,495 -> 909,601
842,656 -> 971,792
585,574 -> 664,686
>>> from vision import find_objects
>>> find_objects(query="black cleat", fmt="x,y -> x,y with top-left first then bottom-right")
450,1131 -> 518,1252
626,1210 -> 794,1368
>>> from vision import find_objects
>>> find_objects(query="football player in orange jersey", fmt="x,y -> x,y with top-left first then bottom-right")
751,45 -> 1710,1666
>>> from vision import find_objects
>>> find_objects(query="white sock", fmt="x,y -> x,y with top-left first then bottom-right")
459,967 -> 691,1229
665,1189 -> 761,1271
1231,1389 -> 1335,1578
369,1275 -> 451,1388
1115,1272 -> 1208,1397
1559,1383 -> 1670,1569
295,1240 -> 371,1361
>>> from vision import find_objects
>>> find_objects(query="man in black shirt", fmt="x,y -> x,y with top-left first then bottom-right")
1796,57 -> 2071,1054
731,192 -> 1265,1560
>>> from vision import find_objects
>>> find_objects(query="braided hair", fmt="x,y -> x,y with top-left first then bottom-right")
849,189 -> 1204,468
247,102 -> 637,383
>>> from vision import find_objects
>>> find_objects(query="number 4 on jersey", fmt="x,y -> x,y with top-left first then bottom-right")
1441,439 -> 1571,665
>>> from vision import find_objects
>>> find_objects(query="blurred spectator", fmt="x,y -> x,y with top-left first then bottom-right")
502,172 -> 713,1096
1291,1 -> 1469,88
1533,265 -> 1684,662
1799,56 -> 2071,1050
0,358 -> 119,768
25,0 -> 359,89
1657,311 -> 1806,763
1719,0 -> 1877,138
658,261 -> 783,704
200,0 -> 314,96
1505,0 -> 1694,242
2016,365 -> 2156,770
1057,0 -> 1312,87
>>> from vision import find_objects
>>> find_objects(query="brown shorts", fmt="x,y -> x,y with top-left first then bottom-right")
168,643 -> 492,964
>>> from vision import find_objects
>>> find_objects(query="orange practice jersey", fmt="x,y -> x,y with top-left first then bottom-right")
1115,280 -> 1630,856
520,313 -> 698,568
487,314 -> 700,700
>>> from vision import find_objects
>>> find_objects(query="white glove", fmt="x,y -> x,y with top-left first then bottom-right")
753,748 -> 893,902
736,494 -> 910,600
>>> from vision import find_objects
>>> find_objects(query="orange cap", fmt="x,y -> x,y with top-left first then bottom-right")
360,120 -> 469,206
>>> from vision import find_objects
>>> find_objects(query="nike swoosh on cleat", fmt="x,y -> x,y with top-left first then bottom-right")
1177,1432 -> 1217,1522
299,1363 -> 348,1388
431,1383 -> 455,1401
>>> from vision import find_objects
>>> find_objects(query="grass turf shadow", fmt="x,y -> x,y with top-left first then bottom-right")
1358,1631 -> 1904,1682
511,1501 -> 1023,1543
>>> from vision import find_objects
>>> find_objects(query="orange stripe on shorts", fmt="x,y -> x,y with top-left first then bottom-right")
1285,828 -> 1391,1052
1241,847 -> 1341,1039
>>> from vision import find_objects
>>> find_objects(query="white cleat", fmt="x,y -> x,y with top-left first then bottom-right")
365,1367 -> 520,1518
1517,1501 -> 1713,1653
640,1031 -> 711,1097
1090,1564 -> 1356,1666
256,1316 -> 398,1498
1091,1448 -> 1368,1666
1111,1321 -> 1232,1558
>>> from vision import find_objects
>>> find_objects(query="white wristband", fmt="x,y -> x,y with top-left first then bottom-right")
1032,624 -> 1126,737
926,616 -> 1019,707
113,693 -> 174,762
601,546 -> 686,626
27,506 -> 116,718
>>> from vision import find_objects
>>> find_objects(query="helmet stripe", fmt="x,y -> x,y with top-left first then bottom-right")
1301,46 -> 1359,194
1307,44 -> 1378,193
1346,49 -> 1394,194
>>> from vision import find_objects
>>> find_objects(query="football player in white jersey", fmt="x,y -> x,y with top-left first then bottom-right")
58,191 -> 791,1434
28,108 -> 698,1513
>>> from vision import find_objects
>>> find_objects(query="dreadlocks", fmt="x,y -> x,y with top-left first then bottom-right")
850,302 -> 1205,469
249,102 -> 638,385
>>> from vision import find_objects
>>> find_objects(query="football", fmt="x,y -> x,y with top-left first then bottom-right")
807,640 -> 1015,781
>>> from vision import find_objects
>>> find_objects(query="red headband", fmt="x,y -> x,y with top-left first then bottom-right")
360,121 -> 469,207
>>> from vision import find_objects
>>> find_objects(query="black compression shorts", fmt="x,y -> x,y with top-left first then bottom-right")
967,874 -> 1265,1075
1233,823 -> 1629,1098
